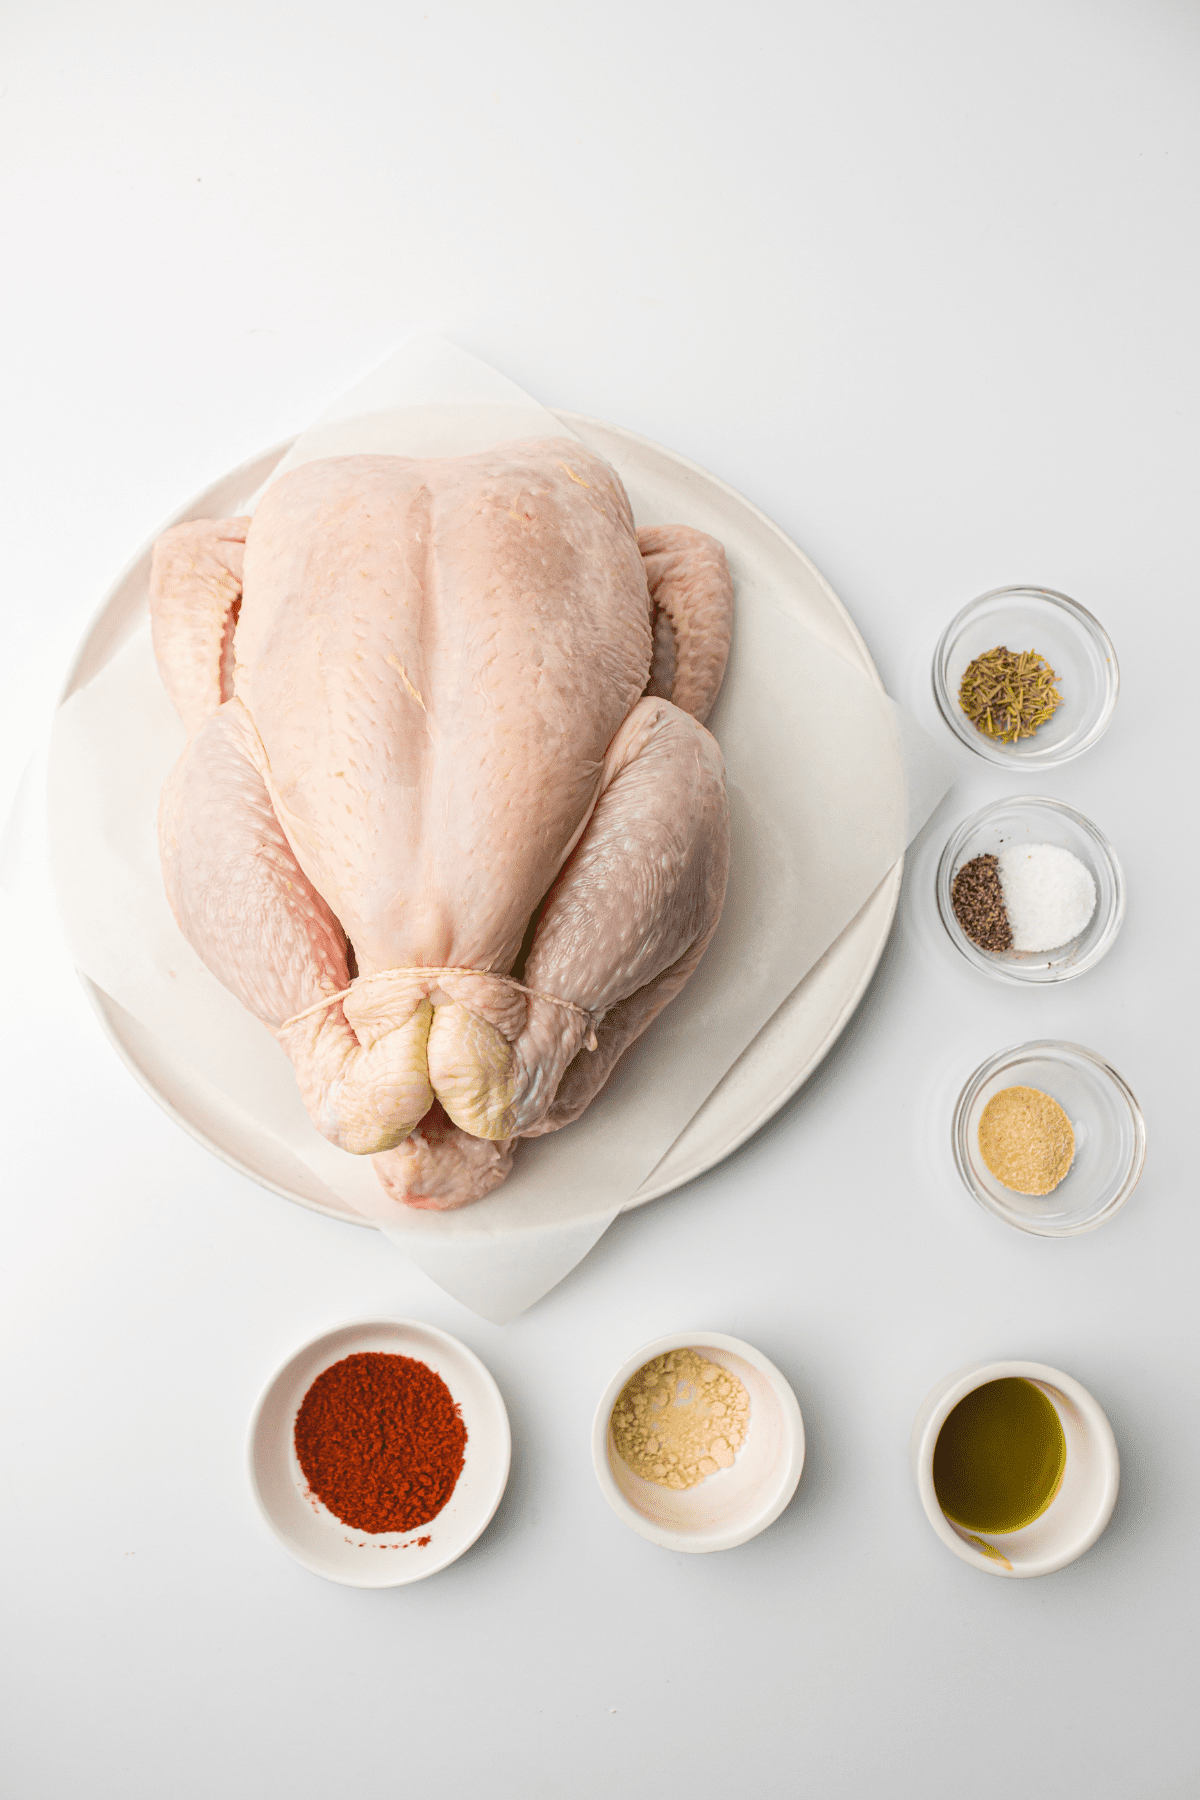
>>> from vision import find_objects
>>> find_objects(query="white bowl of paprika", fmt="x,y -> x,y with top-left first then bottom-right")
248,1318 -> 511,1587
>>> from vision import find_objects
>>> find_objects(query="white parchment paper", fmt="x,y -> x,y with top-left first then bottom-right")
45,337 -> 953,1319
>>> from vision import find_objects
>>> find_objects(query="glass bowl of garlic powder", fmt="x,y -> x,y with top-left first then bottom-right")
936,796 -> 1125,984
952,1041 -> 1146,1236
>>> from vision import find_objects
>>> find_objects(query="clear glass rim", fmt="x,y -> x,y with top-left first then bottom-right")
932,585 -> 1120,768
951,1039 -> 1147,1237
935,795 -> 1126,985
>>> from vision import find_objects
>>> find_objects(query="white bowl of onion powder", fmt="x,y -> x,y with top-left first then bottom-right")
592,1332 -> 805,1552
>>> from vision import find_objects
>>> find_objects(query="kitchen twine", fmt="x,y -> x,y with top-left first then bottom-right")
277,967 -> 599,1049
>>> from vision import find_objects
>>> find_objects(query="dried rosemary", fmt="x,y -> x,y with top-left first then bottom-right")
958,645 -> 1062,743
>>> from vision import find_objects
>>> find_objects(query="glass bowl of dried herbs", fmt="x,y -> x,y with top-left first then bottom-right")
936,795 -> 1125,983
932,587 -> 1119,767
952,1040 -> 1146,1235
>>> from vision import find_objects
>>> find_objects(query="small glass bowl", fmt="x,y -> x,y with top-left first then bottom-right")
932,587 -> 1118,768
952,1041 -> 1146,1236
936,795 -> 1124,984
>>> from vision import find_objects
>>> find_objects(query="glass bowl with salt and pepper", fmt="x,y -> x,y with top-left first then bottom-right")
936,795 -> 1125,984
932,586 -> 1119,769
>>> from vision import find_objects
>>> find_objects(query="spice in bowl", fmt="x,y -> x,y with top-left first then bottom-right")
958,646 -> 1062,743
978,1086 -> 1075,1195
952,843 -> 1096,955
995,844 -> 1096,950
611,1349 -> 750,1490
950,853 -> 1012,953
294,1351 -> 467,1533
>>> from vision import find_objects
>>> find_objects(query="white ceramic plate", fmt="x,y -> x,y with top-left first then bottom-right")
247,1318 -> 511,1586
65,416 -> 901,1224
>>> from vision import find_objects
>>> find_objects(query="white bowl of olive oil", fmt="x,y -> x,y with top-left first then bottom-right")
911,1361 -> 1119,1578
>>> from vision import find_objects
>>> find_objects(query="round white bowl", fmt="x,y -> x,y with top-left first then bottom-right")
911,1360 -> 1120,1578
936,795 -> 1125,984
248,1318 -> 511,1587
932,586 -> 1118,768
952,1040 -> 1146,1236
592,1332 -> 804,1553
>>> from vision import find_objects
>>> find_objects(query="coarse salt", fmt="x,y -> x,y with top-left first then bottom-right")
995,843 -> 1096,952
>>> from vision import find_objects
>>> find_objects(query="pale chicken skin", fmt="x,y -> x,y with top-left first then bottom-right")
151,439 -> 732,1208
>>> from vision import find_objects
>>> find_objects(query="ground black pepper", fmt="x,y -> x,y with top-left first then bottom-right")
951,853 -> 1013,952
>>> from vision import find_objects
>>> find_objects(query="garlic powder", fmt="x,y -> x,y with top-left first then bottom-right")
611,1349 -> 750,1489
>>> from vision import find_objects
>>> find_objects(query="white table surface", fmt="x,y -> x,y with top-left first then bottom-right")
2,4 -> 1197,1794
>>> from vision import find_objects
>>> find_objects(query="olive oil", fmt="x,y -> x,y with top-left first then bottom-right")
933,1378 -> 1066,1534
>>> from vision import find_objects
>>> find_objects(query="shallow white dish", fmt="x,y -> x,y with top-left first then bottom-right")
64,415 -> 901,1225
247,1318 -> 510,1587
591,1331 -> 805,1553
911,1360 -> 1119,1578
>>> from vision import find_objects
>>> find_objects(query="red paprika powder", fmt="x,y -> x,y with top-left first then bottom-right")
294,1351 -> 467,1534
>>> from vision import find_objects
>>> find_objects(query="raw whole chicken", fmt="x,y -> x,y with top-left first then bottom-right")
150,439 -> 732,1208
